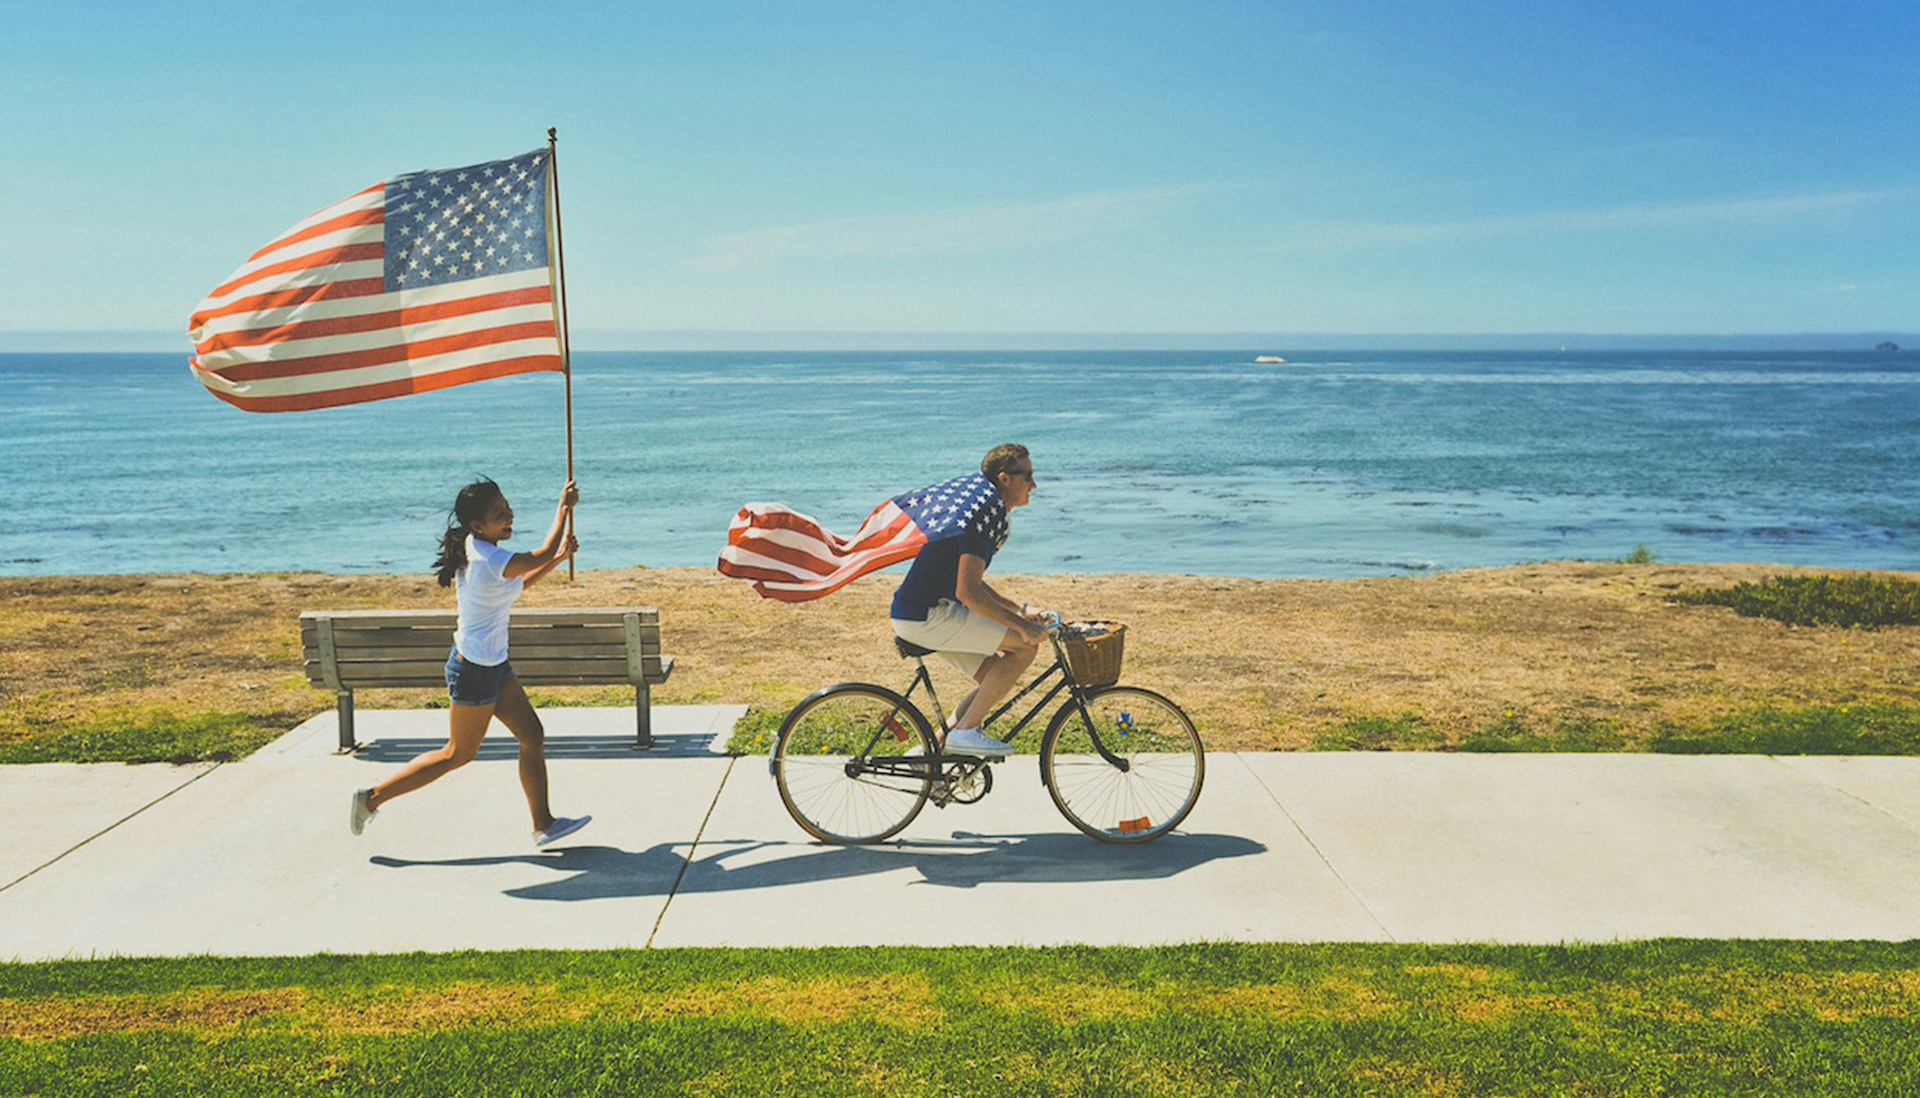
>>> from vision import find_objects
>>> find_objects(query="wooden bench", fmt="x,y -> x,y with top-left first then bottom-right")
300,607 -> 673,752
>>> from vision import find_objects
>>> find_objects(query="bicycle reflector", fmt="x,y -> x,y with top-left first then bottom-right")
1118,816 -> 1153,835
883,713 -> 911,741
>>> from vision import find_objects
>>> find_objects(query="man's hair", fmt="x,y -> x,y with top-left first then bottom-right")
980,442 -> 1030,482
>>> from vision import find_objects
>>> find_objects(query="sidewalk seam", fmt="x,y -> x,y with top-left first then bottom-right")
1232,753 -> 1397,942
0,763 -> 224,894
647,755 -> 737,948
1767,755 -> 1920,835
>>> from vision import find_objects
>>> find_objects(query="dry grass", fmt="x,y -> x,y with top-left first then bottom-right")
0,987 -> 305,1040
0,975 -> 941,1040
4,562 -> 1919,754
11,965 -> 1920,1040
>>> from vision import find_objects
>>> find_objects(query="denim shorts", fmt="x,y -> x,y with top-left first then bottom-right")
445,647 -> 513,706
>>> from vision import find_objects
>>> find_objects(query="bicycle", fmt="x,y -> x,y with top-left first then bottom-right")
770,618 -> 1205,844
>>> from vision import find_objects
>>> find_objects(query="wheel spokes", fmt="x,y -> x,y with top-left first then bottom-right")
1045,688 -> 1203,841
775,688 -> 933,843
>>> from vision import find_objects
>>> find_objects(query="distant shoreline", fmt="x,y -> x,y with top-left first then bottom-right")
4,332 -> 1914,353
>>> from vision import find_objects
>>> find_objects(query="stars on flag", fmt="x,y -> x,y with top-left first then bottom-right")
895,473 -> 1009,550
383,149 -> 549,292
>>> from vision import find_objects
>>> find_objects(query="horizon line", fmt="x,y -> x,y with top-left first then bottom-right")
2,327 -> 1913,355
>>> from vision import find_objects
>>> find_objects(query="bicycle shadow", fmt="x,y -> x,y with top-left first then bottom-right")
370,830 -> 1265,903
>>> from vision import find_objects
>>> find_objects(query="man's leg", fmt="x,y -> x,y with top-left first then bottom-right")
951,629 -> 1040,733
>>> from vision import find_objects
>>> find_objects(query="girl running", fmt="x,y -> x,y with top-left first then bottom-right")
350,477 -> 589,847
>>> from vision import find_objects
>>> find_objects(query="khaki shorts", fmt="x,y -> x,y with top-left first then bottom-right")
891,599 -> 1012,679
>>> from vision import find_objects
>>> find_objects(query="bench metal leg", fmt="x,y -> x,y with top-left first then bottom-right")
336,690 -> 358,753
633,681 -> 654,750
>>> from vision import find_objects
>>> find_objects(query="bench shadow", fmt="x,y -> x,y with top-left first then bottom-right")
352,733 -> 723,762
370,831 -> 1265,902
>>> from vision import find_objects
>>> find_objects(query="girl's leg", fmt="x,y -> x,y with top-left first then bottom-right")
366,701 -> 493,810
490,676 -> 555,832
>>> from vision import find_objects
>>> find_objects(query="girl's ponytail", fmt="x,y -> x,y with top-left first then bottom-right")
432,526 -> 468,587
432,477 -> 502,587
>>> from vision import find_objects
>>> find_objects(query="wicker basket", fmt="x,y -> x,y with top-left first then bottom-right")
1060,621 -> 1126,686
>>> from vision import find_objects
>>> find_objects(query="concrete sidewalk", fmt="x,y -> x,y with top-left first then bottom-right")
4,706 -> 1920,960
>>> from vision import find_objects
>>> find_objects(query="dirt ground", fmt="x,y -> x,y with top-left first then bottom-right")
4,562 -> 1918,752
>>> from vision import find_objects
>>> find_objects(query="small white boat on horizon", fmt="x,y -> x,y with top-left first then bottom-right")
1253,354 -> 1289,364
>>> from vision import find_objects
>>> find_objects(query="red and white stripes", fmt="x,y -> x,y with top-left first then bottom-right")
718,500 -> 930,602
187,175 -> 561,413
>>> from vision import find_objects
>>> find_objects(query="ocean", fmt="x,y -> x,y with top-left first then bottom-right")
3,350 -> 1916,578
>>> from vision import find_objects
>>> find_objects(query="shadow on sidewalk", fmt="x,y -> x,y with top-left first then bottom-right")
370,831 -> 1264,902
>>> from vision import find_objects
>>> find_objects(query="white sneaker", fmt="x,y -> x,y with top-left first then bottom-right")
535,815 -> 592,847
349,788 -> 376,836
902,744 -> 926,758
944,727 -> 1013,758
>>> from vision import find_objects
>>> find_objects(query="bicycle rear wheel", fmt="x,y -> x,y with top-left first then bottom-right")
773,684 -> 937,844
1040,685 -> 1204,843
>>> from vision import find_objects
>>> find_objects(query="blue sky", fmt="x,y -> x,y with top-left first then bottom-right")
3,0 -> 1914,343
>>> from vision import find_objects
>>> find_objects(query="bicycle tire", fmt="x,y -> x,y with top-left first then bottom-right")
773,683 -> 937,844
1040,684 -> 1204,843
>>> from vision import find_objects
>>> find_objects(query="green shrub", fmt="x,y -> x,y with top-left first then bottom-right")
1668,573 -> 1920,629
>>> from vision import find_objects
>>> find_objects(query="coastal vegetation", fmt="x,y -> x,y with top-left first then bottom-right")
4,562 -> 1919,764
5,942 -> 1920,1096
1668,572 -> 1920,629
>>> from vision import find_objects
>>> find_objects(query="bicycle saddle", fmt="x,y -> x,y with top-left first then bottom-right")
893,637 -> 937,658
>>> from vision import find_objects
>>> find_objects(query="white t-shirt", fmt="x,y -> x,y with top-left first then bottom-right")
453,534 -> 523,666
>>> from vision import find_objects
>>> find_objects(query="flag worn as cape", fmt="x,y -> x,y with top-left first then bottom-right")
718,472 -> 1009,602
188,148 -> 562,413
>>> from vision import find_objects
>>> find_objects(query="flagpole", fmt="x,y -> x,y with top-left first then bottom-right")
548,126 -> 576,581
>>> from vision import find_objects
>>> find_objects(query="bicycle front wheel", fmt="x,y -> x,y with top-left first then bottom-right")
773,684 -> 936,844
1040,685 -> 1204,843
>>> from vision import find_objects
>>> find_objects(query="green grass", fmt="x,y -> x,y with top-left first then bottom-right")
7,943 -> 1920,1096
1308,704 -> 1920,755
0,711 -> 287,765
1615,543 -> 1660,564
1311,712 -> 1450,751
1458,712 -> 1633,753
19,700 -> 1917,767
1670,573 -> 1920,629
1647,704 -> 1920,755
724,705 -> 788,754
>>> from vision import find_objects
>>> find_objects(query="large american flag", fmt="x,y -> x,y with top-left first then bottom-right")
718,473 -> 1010,602
188,148 -> 562,412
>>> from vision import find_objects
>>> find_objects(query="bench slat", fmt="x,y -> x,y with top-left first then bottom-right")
304,642 -> 636,661
299,608 -> 656,628
300,623 -> 660,655
304,657 -> 670,684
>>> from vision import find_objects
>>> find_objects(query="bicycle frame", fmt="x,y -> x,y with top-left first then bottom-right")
893,631 -> 1131,772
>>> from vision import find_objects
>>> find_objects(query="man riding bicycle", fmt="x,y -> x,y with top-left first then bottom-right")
887,443 -> 1049,758
724,443 -> 1209,844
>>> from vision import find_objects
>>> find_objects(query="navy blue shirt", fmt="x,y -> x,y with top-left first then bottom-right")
890,527 -> 1000,621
